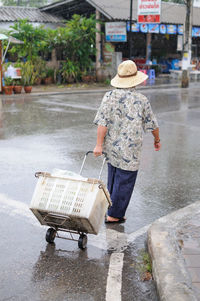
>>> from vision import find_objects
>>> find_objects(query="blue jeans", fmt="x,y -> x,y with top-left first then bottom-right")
107,163 -> 138,218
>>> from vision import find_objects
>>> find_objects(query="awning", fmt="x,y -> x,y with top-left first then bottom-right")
1,34 -> 24,63
0,33 -> 9,40
8,36 -> 24,44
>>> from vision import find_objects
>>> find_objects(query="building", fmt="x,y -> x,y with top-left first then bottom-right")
40,0 -> 200,72
1,1 -> 200,74
0,6 -> 63,30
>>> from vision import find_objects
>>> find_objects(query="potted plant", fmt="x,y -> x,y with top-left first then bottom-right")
44,68 -> 54,85
33,58 -> 46,85
61,60 -> 80,84
81,70 -> 96,83
4,77 -> 13,95
13,79 -> 23,94
14,62 -> 23,77
81,71 -> 91,83
21,62 -> 36,93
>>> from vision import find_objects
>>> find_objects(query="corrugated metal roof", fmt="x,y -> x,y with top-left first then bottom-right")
89,0 -> 189,24
41,0 -> 200,26
0,6 -> 63,23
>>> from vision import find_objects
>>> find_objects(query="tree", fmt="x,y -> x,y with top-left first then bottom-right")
44,14 -> 98,72
8,19 -> 46,60
1,0 -> 48,7
62,14 -> 97,71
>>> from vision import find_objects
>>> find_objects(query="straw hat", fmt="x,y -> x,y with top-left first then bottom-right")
111,60 -> 148,88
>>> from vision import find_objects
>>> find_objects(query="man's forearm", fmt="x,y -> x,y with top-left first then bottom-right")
152,127 -> 160,141
93,125 -> 107,156
96,125 -> 107,146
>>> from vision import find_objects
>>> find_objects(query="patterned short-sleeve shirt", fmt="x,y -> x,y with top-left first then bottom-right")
93,88 -> 158,171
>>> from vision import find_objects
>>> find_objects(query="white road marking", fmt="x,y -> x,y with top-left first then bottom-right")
104,224 -> 151,301
0,193 -> 39,227
106,253 -> 124,301
128,224 -> 151,243
0,193 -> 152,248
89,228 -> 128,251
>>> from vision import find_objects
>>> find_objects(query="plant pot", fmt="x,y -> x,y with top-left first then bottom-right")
3,86 -> 13,95
82,75 -> 91,83
82,75 -> 96,83
35,78 -> 42,85
24,86 -> 32,93
13,86 -> 22,94
66,76 -> 75,84
89,75 -> 96,82
44,77 -> 53,85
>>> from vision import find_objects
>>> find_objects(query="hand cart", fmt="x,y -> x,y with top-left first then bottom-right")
29,151 -> 111,249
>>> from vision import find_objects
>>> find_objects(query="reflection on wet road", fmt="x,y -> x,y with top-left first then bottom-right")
0,83 -> 199,301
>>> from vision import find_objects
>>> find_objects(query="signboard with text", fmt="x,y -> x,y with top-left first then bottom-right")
138,0 -> 161,23
105,22 -> 127,42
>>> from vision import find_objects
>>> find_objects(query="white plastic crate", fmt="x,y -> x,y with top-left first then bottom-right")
30,172 -> 111,235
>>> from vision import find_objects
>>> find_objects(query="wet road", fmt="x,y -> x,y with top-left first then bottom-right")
0,83 -> 200,301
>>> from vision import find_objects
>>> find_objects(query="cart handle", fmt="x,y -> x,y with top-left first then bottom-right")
79,151 -> 107,180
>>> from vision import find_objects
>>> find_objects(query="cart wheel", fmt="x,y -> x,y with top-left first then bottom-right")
78,234 -> 87,250
46,228 -> 56,244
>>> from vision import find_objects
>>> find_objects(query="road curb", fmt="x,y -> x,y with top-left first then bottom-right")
0,83 -> 181,98
148,201 -> 200,301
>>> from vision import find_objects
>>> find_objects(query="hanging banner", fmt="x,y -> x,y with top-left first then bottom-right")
177,25 -> 184,35
137,0 -> 161,23
192,27 -> 200,37
126,22 -> 140,32
148,24 -> 159,33
131,23 -> 140,32
140,23 -> 148,33
167,24 -> 177,34
105,22 -> 127,42
159,24 -> 167,34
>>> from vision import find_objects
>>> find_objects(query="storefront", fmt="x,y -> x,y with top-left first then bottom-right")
107,22 -> 200,72
41,0 -> 200,73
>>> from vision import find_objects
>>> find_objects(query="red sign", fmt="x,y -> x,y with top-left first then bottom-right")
138,15 -> 160,23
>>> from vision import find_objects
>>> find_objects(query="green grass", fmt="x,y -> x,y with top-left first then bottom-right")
131,249 -> 152,281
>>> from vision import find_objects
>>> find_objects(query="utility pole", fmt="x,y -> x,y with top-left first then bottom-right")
181,0 -> 193,88
95,9 -> 101,81
129,0 -> 133,59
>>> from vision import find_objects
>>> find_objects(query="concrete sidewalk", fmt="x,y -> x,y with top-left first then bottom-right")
29,77 -> 181,95
148,201 -> 200,301
1,76 -> 182,98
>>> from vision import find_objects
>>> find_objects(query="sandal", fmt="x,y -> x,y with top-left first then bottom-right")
105,217 -> 126,224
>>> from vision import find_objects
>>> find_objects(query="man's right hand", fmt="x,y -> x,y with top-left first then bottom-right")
93,145 -> 103,157
154,141 -> 161,151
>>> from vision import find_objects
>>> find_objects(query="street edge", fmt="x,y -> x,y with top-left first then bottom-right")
148,201 -> 200,301
0,83 -> 181,98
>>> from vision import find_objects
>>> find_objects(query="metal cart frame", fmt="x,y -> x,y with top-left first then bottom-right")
32,151 -> 110,249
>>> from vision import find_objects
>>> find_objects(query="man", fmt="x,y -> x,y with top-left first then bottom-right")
93,60 -> 161,223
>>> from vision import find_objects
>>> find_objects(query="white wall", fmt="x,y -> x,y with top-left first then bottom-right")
0,21 -> 61,31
